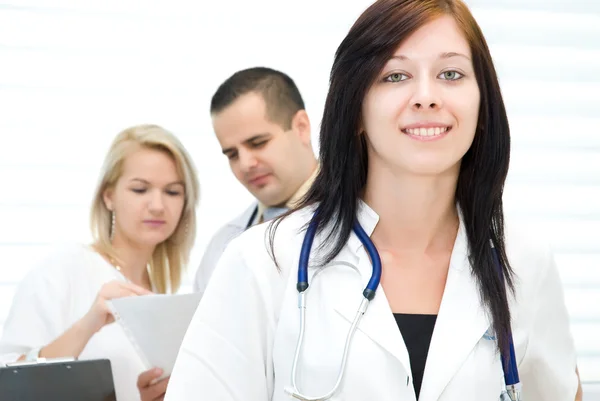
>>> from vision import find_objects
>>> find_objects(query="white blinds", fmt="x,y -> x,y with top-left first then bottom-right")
466,0 -> 600,389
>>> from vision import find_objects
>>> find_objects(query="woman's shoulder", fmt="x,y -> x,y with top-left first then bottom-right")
8,243 -> 98,305
503,218 -> 562,300
504,218 -> 556,274
25,243 -> 102,281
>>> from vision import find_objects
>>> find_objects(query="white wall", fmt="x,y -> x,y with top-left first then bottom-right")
0,0 -> 598,391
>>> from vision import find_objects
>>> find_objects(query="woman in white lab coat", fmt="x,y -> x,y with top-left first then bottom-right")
166,1 -> 582,400
0,124 -> 199,401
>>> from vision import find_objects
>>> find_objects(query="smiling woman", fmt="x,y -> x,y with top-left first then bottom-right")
0,124 -> 200,401
164,1 -> 580,401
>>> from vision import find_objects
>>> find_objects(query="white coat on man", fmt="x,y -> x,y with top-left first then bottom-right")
193,203 -> 257,294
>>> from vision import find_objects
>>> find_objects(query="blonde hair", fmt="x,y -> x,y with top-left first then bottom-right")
90,124 -> 200,294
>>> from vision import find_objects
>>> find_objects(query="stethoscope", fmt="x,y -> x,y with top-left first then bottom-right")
285,215 -> 522,401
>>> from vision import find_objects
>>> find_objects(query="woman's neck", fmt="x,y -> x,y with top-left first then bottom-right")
363,165 -> 459,254
101,237 -> 155,290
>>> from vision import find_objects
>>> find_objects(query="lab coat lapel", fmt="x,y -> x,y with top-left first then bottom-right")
418,221 -> 491,401
330,250 -> 413,378
231,203 -> 258,230
330,202 -> 412,378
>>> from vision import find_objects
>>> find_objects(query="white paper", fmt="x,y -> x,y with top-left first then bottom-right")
107,292 -> 202,379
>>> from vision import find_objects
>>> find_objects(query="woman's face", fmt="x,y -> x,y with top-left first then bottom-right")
103,147 -> 186,249
362,15 -> 480,177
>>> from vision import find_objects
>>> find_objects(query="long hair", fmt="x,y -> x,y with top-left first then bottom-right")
269,0 -> 514,355
90,124 -> 200,294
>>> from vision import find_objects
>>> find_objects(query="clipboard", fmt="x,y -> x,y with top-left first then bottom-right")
0,358 -> 116,401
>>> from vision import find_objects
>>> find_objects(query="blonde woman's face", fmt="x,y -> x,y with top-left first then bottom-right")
104,147 -> 186,248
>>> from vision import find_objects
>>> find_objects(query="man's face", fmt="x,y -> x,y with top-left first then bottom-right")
213,92 -> 309,206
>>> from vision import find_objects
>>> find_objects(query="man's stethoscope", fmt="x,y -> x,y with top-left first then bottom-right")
285,216 -> 522,401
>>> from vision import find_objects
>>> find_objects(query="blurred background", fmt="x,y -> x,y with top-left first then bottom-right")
0,0 -> 598,394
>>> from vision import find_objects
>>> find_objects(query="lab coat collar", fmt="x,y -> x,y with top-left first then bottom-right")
336,200 -> 489,400
350,200 -> 380,253
228,203 -> 258,230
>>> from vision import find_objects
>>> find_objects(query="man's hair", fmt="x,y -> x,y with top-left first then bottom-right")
210,67 -> 305,130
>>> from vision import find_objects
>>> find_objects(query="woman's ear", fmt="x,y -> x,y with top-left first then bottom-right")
357,117 -> 365,136
103,187 -> 114,211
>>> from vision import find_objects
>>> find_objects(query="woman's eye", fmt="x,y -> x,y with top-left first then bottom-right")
439,70 -> 464,81
385,73 -> 408,82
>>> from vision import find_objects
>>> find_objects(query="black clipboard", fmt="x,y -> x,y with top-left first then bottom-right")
0,358 -> 116,401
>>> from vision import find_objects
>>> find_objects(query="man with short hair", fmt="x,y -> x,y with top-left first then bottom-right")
194,67 -> 318,293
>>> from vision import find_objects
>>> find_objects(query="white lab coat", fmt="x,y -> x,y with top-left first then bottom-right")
0,244 -> 148,401
166,201 -> 579,401
193,203 -> 257,294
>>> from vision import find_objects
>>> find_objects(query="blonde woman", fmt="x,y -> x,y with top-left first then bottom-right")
0,124 -> 200,401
